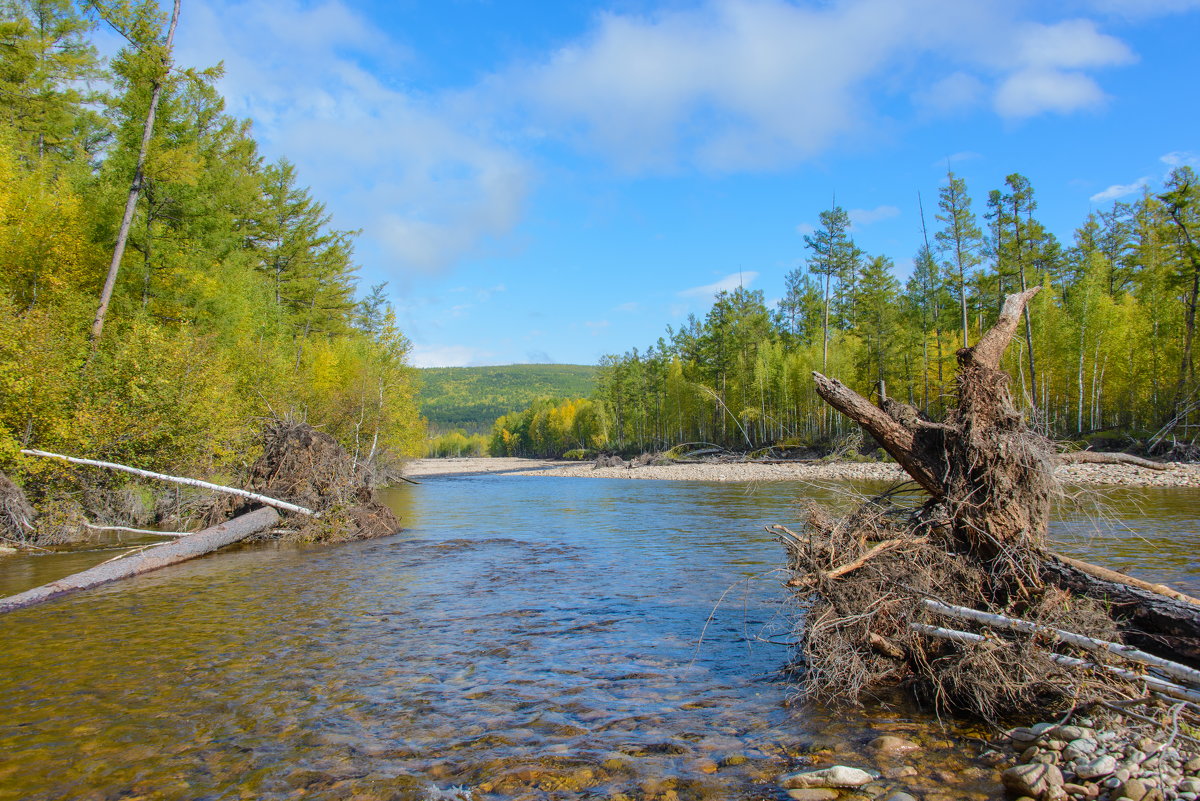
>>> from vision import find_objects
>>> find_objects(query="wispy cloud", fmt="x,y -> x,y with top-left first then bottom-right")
849,205 -> 901,228
503,1 -> 1143,171
678,271 -> 758,299
613,301 -> 641,313
410,344 -> 496,368
177,0 -> 528,275
1090,177 -> 1150,203
1162,151 -> 1199,168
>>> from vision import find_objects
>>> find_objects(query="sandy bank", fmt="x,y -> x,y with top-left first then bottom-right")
404,457 -> 1200,488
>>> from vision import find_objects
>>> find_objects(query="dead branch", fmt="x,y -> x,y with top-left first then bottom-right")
1055,451 -> 1170,471
811,372 -> 943,496
923,599 -> 1200,687
823,537 -> 925,580
20,449 -> 315,516
911,622 -> 1200,704
0,506 -> 280,615
970,287 -> 1041,370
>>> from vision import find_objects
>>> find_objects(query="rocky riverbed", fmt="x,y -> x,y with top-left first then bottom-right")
997,714 -> 1200,801
404,457 -> 1200,488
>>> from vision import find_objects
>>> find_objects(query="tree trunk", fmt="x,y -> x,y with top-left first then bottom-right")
0,506 -> 279,615
89,0 -> 181,343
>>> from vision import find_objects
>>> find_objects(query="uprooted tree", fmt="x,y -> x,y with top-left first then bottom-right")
779,287 -> 1200,720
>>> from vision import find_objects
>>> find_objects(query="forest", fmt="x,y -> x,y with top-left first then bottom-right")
584,169 -> 1200,455
0,0 -> 423,505
488,169 -> 1200,459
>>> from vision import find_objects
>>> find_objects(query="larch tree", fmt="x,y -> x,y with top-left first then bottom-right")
935,170 -> 984,349
88,0 -> 181,343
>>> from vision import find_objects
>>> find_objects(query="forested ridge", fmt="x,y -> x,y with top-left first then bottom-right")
419,364 -> 596,434
492,170 -> 1200,459
0,0 -> 422,500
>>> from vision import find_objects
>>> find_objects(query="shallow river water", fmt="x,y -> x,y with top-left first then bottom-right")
1,476 -> 1197,801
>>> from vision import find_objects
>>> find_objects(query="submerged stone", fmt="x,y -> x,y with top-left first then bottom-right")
781,765 -> 875,789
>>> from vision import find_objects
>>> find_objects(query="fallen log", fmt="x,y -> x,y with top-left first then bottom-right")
922,598 -> 1200,687
1040,553 -> 1200,666
911,623 -> 1200,705
0,506 -> 279,615
19,448 -> 314,516
1056,451 -> 1170,471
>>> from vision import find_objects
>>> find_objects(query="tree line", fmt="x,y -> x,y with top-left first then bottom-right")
590,168 -> 1199,455
0,0 -> 423,491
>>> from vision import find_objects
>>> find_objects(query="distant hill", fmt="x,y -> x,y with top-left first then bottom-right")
418,364 -> 598,434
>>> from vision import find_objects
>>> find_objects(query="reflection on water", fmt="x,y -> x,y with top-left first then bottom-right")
0,476 -> 1196,800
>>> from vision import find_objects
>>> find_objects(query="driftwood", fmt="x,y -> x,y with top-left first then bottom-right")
0,506 -> 279,615
1040,553 -> 1200,665
1056,451 -> 1170,471
911,623 -> 1200,705
20,449 -> 315,516
922,598 -> 1200,687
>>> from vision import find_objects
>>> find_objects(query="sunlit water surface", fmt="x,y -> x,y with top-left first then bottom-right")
1,475 -> 1196,801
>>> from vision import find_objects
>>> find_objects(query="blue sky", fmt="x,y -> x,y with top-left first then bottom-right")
169,0 -> 1199,366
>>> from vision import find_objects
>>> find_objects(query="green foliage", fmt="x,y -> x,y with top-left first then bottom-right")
596,170 -> 1200,451
0,2 -> 423,489
489,397 -> 609,458
419,364 -> 597,433
425,430 -> 489,458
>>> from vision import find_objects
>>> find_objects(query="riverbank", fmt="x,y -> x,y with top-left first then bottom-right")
404,457 -> 1200,488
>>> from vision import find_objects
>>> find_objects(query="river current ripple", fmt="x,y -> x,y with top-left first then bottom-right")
0,475 -> 1196,800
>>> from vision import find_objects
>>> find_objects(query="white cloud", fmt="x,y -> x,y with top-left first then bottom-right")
994,68 -> 1108,118
614,301 -> 641,313
679,271 -> 759,299
501,1 -> 1142,171
584,320 -> 611,334
990,20 -> 1133,118
1162,151 -> 1200,168
796,222 -> 817,236
849,205 -> 901,228
1090,177 -> 1150,203
410,344 -> 496,368
176,0 -> 528,275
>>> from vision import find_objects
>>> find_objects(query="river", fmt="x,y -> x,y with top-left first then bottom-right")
0,476 -> 1197,800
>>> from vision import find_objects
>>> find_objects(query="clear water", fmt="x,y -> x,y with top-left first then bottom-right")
0,475 -> 1196,800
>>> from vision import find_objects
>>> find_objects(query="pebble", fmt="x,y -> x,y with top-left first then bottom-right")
881,793 -> 918,801
1077,756 -> 1118,780
1003,763 -> 1065,797
787,790 -> 839,801
869,735 -> 921,755
1119,778 -> 1162,801
780,766 -> 874,789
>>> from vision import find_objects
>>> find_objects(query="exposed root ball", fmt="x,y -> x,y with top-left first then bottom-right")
219,420 -> 400,543
0,470 -> 36,542
782,494 -> 1125,721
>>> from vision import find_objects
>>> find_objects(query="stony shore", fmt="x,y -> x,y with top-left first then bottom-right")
404,457 -> 1200,488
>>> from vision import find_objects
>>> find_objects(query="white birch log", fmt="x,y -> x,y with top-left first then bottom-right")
19,449 -> 314,516
922,598 -> 1200,687
0,506 -> 279,615
910,623 -> 1200,704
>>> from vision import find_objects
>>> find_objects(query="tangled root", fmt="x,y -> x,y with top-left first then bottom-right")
782,491 -> 1125,722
